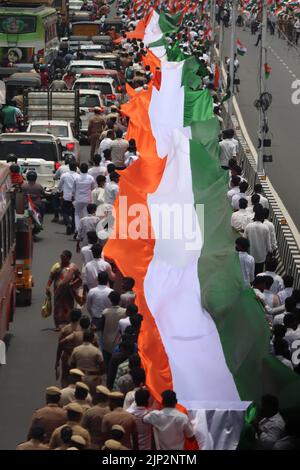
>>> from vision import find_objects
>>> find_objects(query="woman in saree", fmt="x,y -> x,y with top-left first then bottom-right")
46,250 -> 82,331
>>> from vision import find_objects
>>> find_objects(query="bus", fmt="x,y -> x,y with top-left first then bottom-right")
0,2 -> 59,66
0,163 -> 15,341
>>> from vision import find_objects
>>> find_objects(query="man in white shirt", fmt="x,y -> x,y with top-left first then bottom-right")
76,204 -> 100,250
128,389 -> 153,450
73,163 -> 95,231
99,130 -> 114,157
84,244 -> 115,290
283,314 -> 300,347
231,181 -> 249,210
244,211 -> 272,275
81,231 -> 98,267
123,368 -> 146,411
254,183 -> 269,209
231,198 -> 253,233
277,275 -> 294,305
219,129 -> 237,169
235,237 -> 255,287
143,390 -> 194,450
262,276 -> 280,309
227,175 -> 241,202
255,395 -> 285,450
86,271 -> 113,330
262,208 -> 277,253
58,160 -> 79,235
257,258 -> 283,294
119,304 -> 139,336
88,154 -> 106,181
104,172 -> 120,206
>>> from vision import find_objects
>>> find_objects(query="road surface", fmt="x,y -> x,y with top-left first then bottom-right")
223,25 -> 300,231
0,145 -> 90,450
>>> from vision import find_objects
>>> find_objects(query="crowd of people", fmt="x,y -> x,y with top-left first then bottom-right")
13,0 -> 300,452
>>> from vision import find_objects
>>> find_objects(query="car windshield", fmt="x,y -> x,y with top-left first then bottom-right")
74,82 -> 112,94
0,140 -> 58,161
70,65 -> 103,74
103,59 -> 118,69
79,95 -> 100,107
30,126 -> 69,138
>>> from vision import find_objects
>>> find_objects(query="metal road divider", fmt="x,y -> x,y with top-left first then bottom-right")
222,104 -> 300,286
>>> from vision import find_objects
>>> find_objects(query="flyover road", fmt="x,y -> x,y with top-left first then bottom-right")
0,145 -> 90,450
222,26 -> 300,232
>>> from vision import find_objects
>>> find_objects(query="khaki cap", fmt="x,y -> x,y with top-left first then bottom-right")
104,439 -> 122,450
71,435 -> 86,446
46,386 -> 61,396
96,385 -> 110,396
65,402 -> 84,414
69,368 -> 85,377
109,391 -> 124,399
112,424 -> 125,433
75,381 -> 90,392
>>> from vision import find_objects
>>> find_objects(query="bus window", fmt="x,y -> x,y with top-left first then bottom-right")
0,16 -> 37,34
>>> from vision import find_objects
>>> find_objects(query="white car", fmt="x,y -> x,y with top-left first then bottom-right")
0,133 -> 63,189
66,60 -> 104,78
73,77 -> 117,106
79,90 -> 104,141
27,120 -> 80,161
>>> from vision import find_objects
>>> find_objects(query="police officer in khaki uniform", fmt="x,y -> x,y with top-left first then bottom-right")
87,107 -> 106,162
55,309 -> 82,387
69,330 -> 105,400
71,382 -> 91,412
49,402 -> 91,449
60,369 -> 92,407
101,392 -> 139,449
27,387 -> 67,443
16,426 -> 49,450
81,385 -> 111,449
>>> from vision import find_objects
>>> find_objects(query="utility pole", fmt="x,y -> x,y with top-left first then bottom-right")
257,0 -> 268,174
218,3 -> 225,92
227,0 -> 237,125
210,0 -> 216,48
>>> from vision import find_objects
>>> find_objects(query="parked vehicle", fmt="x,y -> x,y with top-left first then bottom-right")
66,60 -> 104,78
23,89 -> 80,142
79,89 -> 104,141
4,72 -> 41,103
27,120 -> 80,161
0,133 -> 63,190
79,69 -> 125,102
73,77 -> 117,106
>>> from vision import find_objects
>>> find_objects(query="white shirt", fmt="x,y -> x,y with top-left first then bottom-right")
143,408 -> 194,451
54,164 -> 71,180
92,187 -> 105,206
258,271 -> 283,294
219,139 -> 237,167
277,287 -> 293,305
244,221 -> 271,263
124,151 -> 139,167
58,171 -> 79,201
263,220 -> 277,252
227,185 -> 240,202
232,192 -> 247,210
104,181 -> 119,205
258,413 -> 285,449
256,193 -> 269,209
128,404 -> 152,450
99,137 -> 113,157
263,289 -> 279,308
88,166 -> 106,181
76,215 -> 100,245
81,243 -> 94,266
284,328 -> 300,347
86,284 -> 113,318
238,251 -> 255,287
123,387 -> 139,411
119,317 -> 130,335
73,173 -> 95,203
84,258 -> 111,289
231,209 -> 253,232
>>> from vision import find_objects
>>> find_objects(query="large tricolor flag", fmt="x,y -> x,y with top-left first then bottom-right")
105,7 -> 300,450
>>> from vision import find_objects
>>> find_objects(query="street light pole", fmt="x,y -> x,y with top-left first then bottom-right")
210,0 -> 216,46
218,7 -> 224,92
227,0 -> 237,125
257,0 -> 268,174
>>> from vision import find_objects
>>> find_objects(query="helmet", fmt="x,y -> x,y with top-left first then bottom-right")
26,170 -> 37,182
63,152 -> 76,164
